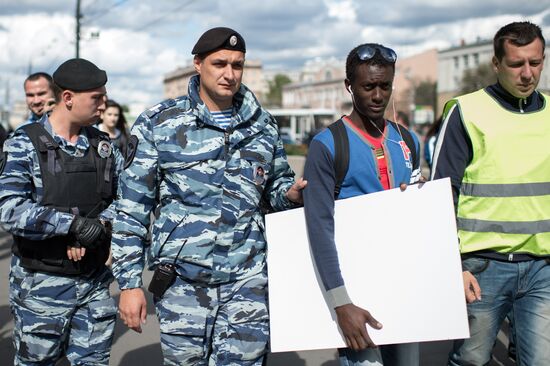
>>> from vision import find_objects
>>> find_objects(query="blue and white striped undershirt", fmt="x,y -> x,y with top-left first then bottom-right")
211,108 -> 233,129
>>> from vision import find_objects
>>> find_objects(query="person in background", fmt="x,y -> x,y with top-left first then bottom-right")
97,99 -> 129,157
23,72 -> 55,123
423,116 -> 442,172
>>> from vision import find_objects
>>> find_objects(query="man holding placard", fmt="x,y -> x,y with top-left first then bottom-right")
303,43 -> 421,366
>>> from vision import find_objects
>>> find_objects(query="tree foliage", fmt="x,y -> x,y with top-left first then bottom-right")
266,74 -> 292,107
460,63 -> 496,94
414,80 -> 437,107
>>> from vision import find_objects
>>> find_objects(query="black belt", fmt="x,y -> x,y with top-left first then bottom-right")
462,251 -> 546,263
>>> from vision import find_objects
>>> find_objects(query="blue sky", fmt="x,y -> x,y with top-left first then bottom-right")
1,0 -> 549,112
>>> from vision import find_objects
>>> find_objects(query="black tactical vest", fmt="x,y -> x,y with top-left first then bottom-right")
13,123 -> 115,275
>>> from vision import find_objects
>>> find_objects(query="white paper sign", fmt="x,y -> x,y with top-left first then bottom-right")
266,178 -> 469,353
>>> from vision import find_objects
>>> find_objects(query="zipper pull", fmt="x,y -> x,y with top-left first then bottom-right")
224,129 -> 232,158
519,99 -> 525,113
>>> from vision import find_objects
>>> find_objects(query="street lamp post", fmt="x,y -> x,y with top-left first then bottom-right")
75,0 -> 81,58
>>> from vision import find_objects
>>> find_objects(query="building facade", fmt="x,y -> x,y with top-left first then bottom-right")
437,40 -> 550,115
8,100 -> 28,130
163,60 -> 268,102
437,40 -> 494,115
282,50 -> 438,124
393,49 -> 438,124
282,57 -> 349,114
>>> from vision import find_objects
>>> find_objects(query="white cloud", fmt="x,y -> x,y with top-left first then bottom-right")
360,9 -> 550,58
0,11 -> 186,113
1,0 -> 550,116
0,13 -> 73,68
326,0 -> 357,22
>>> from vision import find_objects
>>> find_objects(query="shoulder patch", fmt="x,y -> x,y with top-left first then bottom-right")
145,99 -> 177,119
124,135 -> 139,169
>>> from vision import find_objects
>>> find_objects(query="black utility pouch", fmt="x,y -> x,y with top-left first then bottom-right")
148,263 -> 176,298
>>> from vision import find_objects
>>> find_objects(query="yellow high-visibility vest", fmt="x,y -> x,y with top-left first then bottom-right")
444,89 -> 550,256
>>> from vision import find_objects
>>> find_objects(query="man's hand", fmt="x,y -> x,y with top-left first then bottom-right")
335,303 -> 382,351
119,288 -> 148,333
69,216 -> 107,249
66,246 -> 86,261
399,176 -> 426,191
286,177 -> 308,204
463,271 -> 482,303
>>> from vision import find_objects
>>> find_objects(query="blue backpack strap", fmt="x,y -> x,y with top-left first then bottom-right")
327,119 -> 349,199
388,121 -> 419,170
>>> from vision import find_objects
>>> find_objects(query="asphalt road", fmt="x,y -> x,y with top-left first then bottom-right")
0,229 -> 515,365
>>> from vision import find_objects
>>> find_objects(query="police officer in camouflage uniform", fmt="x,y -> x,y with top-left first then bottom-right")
113,27 -> 306,365
0,58 -> 123,365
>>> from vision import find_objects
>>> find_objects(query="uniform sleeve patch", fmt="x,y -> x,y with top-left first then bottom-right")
124,135 -> 139,169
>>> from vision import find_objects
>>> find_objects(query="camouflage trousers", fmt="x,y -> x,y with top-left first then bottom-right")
154,270 -> 269,365
9,256 -> 117,366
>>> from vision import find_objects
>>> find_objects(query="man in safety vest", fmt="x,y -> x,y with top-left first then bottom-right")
432,21 -> 549,365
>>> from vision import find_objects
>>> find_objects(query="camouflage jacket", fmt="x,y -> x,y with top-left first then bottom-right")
0,115 -> 124,239
112,75 -> 296,288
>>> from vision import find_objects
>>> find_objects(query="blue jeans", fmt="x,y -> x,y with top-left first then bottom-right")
449,257 -> 550,366
339,343 -> 419,366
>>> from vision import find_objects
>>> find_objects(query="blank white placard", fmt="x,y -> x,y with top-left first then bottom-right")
266,178 -> 469,353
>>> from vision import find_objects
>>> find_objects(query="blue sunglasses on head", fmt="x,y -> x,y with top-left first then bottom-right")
356,44 -> 397,63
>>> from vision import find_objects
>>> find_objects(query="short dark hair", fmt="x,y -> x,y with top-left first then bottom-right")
346,43 -> 395,84
103,99 -> 129,138
494,21 -> 545,61
52,83 -> 63,102
194,53 -> 207,63
24,72 -> 53,90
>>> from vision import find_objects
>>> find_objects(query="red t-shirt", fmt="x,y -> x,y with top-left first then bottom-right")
344,116 -> 390,190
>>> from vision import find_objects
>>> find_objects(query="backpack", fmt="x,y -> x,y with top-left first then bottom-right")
328,118 -> 418,199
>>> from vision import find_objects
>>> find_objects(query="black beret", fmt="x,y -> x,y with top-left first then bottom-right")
192,27 -> 246,55
53,58 -> 107,91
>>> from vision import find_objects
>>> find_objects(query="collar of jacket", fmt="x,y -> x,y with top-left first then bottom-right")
187,75 -> 264,130
486,82 -> 544,113
38,114 -> 91,152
